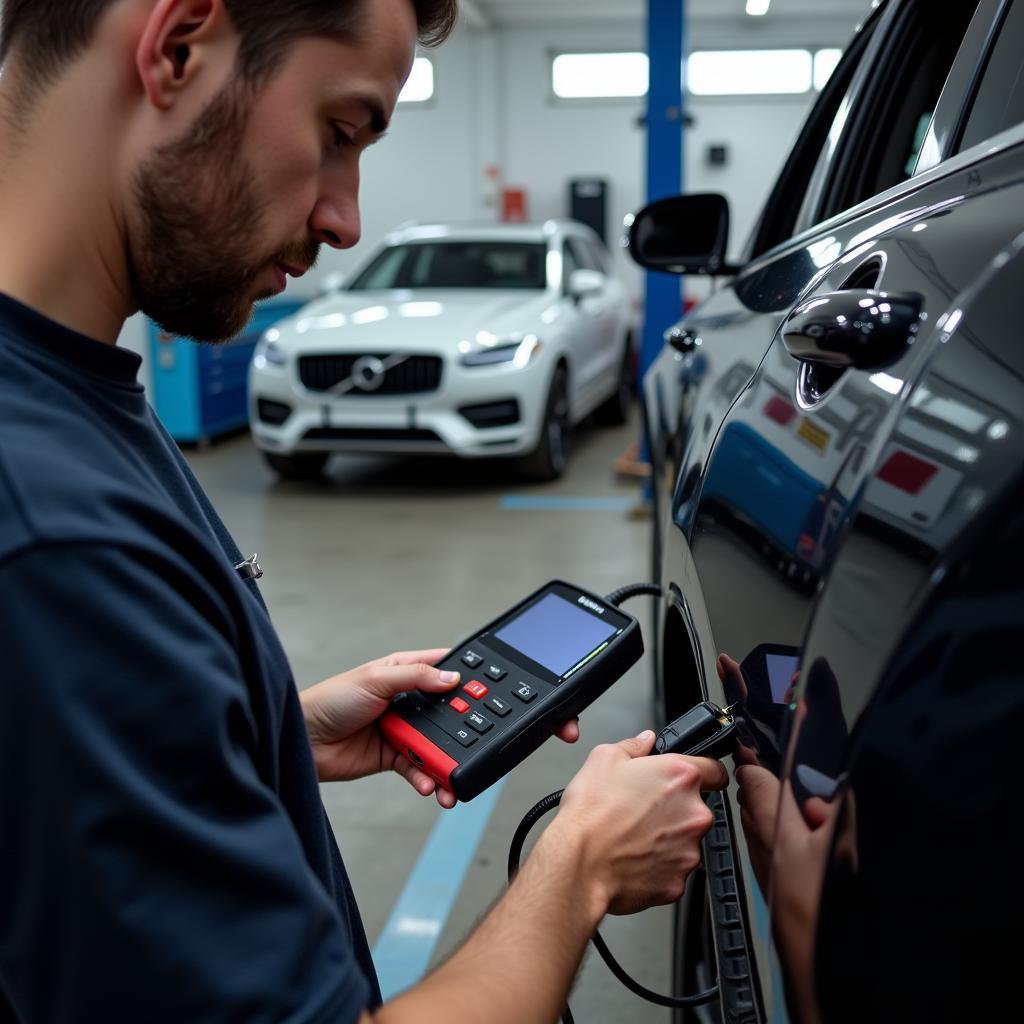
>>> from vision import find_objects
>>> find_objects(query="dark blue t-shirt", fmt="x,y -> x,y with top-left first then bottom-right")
0,295 -> 380,1021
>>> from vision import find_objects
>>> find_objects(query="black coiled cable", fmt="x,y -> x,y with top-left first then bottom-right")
498,582 -> 719,1023
507,788 -> 719,1022
603,582 -> 663,607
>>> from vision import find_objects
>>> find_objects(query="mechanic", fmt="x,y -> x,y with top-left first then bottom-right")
0,1 -> 728,1020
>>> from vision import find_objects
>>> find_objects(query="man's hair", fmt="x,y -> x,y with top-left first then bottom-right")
0,0 -> 458,93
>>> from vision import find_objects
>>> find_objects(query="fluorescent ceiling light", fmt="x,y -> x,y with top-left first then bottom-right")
746,0 -> 771,15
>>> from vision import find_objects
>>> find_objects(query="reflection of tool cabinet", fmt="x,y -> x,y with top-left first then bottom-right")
149,300 -> 302,444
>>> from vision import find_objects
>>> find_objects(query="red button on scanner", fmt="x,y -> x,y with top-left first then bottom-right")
463,681 -> 489,700
450,697 -> 470,714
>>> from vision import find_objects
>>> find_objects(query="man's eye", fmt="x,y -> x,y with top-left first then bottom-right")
331,123 -> 355,149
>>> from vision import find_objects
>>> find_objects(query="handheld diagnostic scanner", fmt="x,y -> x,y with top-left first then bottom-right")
380,580 -> 643,801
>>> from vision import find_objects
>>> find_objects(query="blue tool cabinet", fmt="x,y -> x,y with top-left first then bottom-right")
149,299 -> 303,444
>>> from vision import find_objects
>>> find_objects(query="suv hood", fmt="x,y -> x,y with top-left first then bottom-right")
273,288 -> 559,353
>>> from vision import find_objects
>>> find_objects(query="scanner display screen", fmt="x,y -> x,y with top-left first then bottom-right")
494,593 -> 617,677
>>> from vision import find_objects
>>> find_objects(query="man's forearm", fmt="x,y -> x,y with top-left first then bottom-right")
375,817 -> 607,1024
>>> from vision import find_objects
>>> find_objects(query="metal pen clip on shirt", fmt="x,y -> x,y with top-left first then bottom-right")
235,553 -> 264,580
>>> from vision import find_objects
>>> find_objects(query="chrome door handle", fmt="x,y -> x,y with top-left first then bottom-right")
782,289 -> 923,370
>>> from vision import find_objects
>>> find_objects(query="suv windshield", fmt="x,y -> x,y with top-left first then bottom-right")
348,241 -> 548,291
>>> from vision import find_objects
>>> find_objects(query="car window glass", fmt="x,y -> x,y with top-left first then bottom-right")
347,246 -> 410,289
747,10 -> 878,259
408,245 -> 436,286
958,0 -> 1024,152
582,238 -> 609,273
562,239 -> 581,290
565,237 -> 598,273
348,242 -> 547,290
820,0 -> 981,218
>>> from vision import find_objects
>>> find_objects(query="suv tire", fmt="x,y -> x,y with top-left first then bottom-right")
518,366 -> 569,481
595,339 -> 633,427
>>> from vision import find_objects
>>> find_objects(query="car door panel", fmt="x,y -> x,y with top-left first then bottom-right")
785,234 -> 1024,1024
649,115 -> 1024,1024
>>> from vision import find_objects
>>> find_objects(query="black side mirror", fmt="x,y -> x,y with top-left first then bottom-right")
627,193 -> 735,276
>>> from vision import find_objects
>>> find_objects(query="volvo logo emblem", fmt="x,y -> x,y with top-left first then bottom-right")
350,355 -> 387,392
325,353 -> 410,396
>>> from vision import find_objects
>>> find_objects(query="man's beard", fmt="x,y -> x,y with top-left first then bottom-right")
128,81 -> 319,343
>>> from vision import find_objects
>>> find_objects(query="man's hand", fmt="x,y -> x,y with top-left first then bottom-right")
548,731 -> 729,918
300,650 -> 580,808
369,732 -> 725,1024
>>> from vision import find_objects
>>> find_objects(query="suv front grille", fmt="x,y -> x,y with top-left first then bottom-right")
303,427 -> 443,443
298,353 -> 443,395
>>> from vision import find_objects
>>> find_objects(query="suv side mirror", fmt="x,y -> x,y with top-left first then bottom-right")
627,194 -> 735,275
567,268 -> 605,300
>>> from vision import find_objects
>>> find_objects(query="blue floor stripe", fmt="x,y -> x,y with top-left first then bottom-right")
371,779 -> 506,1000
500,495 -> 637,512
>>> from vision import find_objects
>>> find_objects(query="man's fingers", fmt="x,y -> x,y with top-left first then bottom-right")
366,661 -> 462,698
554,718 -> 580,744
392,753 -> 460,805
686,755 -> 730,792
382,649 -> 450,668
390,752 -> 434,795
618,730 -> 657,758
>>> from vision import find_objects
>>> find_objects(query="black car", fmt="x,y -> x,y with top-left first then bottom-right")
629,0 -> 1024,1020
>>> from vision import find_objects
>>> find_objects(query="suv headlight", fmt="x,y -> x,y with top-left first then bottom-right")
460,333 -> 542,369
253,329 -> 287,369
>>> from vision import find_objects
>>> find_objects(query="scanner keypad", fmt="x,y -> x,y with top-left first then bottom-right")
403,647 -> 554,750
452,726 -> 477,747
486,696 -> 512,717
466,711 -> 493,734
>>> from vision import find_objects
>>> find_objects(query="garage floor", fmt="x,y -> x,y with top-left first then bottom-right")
186,409 -> 675,1023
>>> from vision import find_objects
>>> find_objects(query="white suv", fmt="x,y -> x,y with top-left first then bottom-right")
248,220 -> 636,480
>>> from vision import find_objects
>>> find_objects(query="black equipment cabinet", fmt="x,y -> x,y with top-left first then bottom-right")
569,178 -> 609,244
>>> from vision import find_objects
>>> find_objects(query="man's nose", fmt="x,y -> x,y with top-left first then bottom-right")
309,193 -> 361,250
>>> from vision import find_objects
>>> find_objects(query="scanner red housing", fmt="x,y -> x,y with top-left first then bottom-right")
380,711 -> 458,790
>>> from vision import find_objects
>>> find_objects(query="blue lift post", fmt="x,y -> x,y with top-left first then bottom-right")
638,0 -> 685,473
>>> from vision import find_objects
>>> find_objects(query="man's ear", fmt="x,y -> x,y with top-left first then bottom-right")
135,0 -> 227,110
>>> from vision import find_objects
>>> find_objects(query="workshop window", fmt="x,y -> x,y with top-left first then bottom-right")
398,57 -> 434,103
551,49 -> 847,100
688,49 -> 813,95
813,49 -> 843,90
551,52 -> 649,99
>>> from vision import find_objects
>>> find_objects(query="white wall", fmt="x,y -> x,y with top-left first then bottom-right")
499,23 -> 647,297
